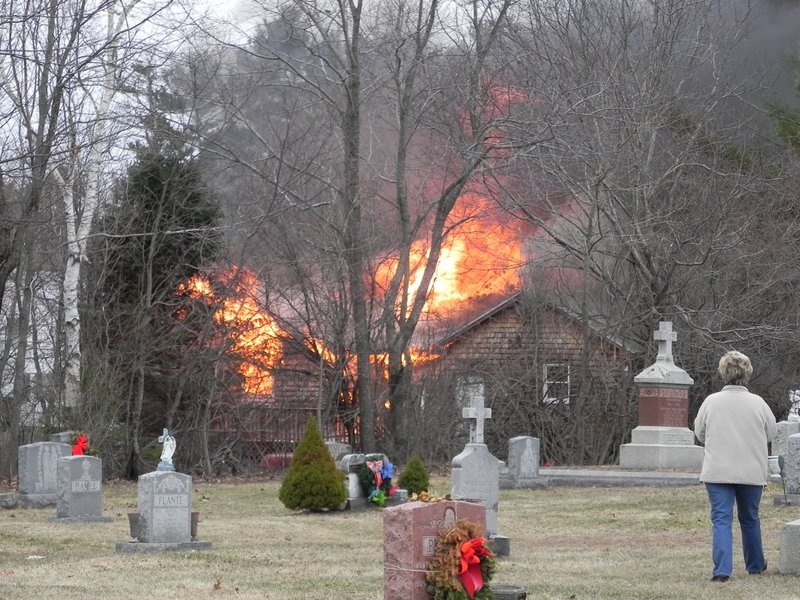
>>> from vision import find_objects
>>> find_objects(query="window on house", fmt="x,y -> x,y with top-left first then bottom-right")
543,363 -> 570,404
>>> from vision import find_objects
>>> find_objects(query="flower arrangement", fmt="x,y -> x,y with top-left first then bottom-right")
426,518 -> 495,600
71,434 -> 89,456
356,454 -> 398,506
71,433 -> 100,457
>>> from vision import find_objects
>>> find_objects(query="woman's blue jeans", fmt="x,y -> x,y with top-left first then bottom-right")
705,483 -> 766,577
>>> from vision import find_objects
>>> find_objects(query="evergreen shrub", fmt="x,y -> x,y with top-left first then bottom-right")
397,454 -> 430,495
279,418 -> 346,511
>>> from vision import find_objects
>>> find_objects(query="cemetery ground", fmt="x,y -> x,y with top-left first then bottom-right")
2,478 -> 800,600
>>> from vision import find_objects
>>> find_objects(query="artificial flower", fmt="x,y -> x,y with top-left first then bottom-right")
72,435 -> 89,456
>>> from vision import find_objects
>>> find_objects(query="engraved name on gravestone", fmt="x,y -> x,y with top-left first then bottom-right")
137,471 -> 191,543
56,455 -> 109,520
638,387 -> 690,428
18,442 -> 71,507
384,500 -> 486,600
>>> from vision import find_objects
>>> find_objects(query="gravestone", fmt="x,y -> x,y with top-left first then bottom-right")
116,471 -> 211,553
17,441 -> 71,508
339,453 -> 366,473
138,471 -> 192,542
619,322 -> 704,469
509,436 -> 539,480
54,455 -> 112,522
775,433 -> 800,506
451,385 -> 503,544
780,518 -> 800,574
338,452 -> 406,509
340,454 -> 368,509
49,431 -> 76,444
384,500 -> 486,600
492,584 -> 528,599
325,441 -> 351,466
774,421 -> 800,458
452,444 -> 500,535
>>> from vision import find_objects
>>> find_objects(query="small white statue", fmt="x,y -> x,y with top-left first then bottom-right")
158,428 -> 176,470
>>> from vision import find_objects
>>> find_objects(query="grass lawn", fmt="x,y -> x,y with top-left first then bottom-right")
1,478 -> 800,599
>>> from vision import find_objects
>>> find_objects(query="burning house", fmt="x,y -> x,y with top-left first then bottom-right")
186,187 -> 640,465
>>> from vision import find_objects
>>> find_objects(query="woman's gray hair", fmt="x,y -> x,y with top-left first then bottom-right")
718,350 -> 753,386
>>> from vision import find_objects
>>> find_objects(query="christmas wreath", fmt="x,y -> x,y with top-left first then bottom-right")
356,454 -> 398,506
426,518 -> 495,600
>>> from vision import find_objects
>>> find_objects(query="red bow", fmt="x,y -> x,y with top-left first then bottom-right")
72,435 -> 89,456
458,537 -> 492,598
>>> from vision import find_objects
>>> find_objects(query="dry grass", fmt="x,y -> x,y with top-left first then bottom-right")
1,478 -> 800,599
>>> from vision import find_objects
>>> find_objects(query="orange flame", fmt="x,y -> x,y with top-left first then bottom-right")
374,192 -> 523,319
180,269 -> 286,396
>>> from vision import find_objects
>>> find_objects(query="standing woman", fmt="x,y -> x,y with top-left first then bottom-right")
694,350 -> 777,582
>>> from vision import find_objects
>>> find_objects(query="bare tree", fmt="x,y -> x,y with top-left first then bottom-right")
501,0 -> 800,431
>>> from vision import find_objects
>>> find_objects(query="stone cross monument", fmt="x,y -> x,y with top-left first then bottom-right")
462,394 -> 492,444
619,321 -> 704,469
450,377 -> 505,548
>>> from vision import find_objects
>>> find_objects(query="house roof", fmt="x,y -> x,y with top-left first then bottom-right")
434,291 -> 644,355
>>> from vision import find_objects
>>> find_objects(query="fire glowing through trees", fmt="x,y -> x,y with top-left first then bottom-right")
373,192 -> 525,319
180,269 -> 286,396
180,193 -> 525,396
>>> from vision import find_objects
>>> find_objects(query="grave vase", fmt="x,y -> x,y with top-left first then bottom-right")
191,512 -> 200,539
128,512 -> 140,540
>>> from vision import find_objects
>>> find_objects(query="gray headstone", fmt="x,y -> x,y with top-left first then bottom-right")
339,453 -> 366,473
492,584 -> 527,599
774,422 -> 800,458
507,436 -> 540,481
137,471 -> 192,543
326,441 -> 352,463
18,442 -> 71,507
49,431 -> 76,444
786,434 -> 800,495
56,455 -> 110,521
451,443 -> 501,536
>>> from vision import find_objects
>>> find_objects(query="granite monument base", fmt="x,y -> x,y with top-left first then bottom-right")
51,515 -> 113,523
773,493 -> 800,507
17,493 -> 59,509
619,426 -> 703,469
115,540 -> 212,553
492,584 -> 527,599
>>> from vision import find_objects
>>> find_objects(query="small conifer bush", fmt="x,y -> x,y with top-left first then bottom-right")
279,418 -> 346,511
397,454 -> 430,495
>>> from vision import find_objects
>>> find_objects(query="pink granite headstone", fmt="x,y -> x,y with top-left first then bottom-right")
383,500 -> 486,600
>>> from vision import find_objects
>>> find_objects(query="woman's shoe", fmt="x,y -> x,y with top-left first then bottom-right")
749,560 -> 767,575
711,575 -> 730,582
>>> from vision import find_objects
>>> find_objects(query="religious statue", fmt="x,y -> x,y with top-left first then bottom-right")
157,428 -> 177,471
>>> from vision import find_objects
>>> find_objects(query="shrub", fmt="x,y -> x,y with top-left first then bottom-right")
397,455 -> 430,495
279,418 -> 347,511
